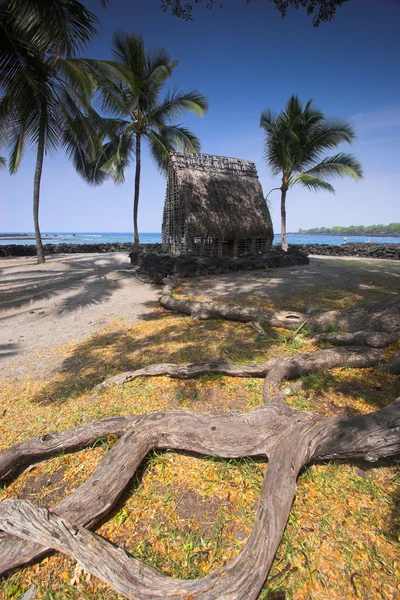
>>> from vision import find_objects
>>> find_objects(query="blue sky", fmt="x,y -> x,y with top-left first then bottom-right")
1,0 -> 399,234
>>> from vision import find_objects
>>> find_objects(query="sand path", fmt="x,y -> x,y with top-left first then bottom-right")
0,253 -> 158,379
1,253 -> 399,381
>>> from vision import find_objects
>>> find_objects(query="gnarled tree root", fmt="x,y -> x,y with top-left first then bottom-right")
95,346 -> 386,390
0,400 -> 400,599
160,278 -> 400,333
314,331 -> 399,348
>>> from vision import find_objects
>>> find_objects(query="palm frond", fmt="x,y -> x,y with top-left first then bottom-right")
297,119 -> 357,170
55,57 -> 96,108
100,127 -> 135,184
291,173 -> 335,193
1,0 -> 98,60
260,109 -> 277,134
111,31 -> 146,84
147,130 -> 171,174
160,124 -> 201,152
152,88 -> 208,124
8,124 -> 27,173
146,47 -> 177,89
303,153 -> 363,181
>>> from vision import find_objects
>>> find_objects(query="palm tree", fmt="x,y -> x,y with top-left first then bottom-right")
260,95 -> 363,251
79,31 -> 208,246
0,0 -> 99,263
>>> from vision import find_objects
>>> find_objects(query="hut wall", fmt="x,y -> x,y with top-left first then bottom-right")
162,152 -> 273,257
184,236 -> 271,257
162,164 -> 186,255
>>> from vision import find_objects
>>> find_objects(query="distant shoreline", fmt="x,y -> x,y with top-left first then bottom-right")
287,232 -> 397,238
2,232 -> 399,240
0,233 -> 58,240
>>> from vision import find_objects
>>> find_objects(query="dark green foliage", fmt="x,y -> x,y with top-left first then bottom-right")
260,95 -> 362,196
260,94 -> 362,250
161,0 -> 350,26
0,0 -> 100,262
76,32 -> 208,243
298,223 -> 400,236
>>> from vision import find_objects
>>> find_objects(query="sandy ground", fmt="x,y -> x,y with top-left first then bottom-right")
178,254 -> 400,303
0,253 -> 158,379
1,253 -> 399,380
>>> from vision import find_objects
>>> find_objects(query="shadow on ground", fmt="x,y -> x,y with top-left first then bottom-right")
0,343 -> 20,361
298,369 -> 400,415
0,255 -> 131,314
180,257 -> 400,312
31,311 -> 281,405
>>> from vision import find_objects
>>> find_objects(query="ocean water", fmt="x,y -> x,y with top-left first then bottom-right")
1,232 -> 400,246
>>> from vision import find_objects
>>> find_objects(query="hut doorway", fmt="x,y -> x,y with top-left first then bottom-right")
222,239 -> 235,257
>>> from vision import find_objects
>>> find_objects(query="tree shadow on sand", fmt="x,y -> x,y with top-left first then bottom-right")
0,343 -> 21,362
298,369 -> 400,415
31,315 -> 280,406
0,255 -> 134,314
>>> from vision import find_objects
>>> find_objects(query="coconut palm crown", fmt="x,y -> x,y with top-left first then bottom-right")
78,31 -> 208,246
260,95 -> 363,251
0,0 -> 99,263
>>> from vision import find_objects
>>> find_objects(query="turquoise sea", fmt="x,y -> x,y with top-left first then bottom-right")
1,232 -> 400,245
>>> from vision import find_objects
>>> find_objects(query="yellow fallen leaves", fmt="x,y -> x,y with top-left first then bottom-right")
1,282 -> 400,599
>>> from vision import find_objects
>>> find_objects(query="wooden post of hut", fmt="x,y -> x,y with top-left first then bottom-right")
162,152 -> 274,257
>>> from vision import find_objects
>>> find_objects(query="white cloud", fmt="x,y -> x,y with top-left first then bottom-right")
352,105 -> 400,132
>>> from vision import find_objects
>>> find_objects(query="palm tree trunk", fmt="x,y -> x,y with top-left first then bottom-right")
280,188 -> 288,252
33,123 -> 46,264
133,133 -> 141,247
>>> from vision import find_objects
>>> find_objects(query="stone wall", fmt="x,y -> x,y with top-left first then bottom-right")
0,242 -> 161,257
1,241 -> 399,261
134,246 -> 309,281
299,242 -> 400,260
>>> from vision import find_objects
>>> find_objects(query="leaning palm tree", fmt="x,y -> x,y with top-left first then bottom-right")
260,95 -> 363,251
0,0 -> 99,263
79,32 -> 208,246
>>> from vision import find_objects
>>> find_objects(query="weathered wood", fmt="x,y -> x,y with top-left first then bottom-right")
315,331 -> 399,347
0,416 -> 139,481
1,281 -> 399,597
0,425 -> 152,574
382,349 -> 400,374
1,399 -> 399,598
95,360 -> 274,389
262,346 -> 385,401
95,347 -> 386,390
0,407 -> 293,575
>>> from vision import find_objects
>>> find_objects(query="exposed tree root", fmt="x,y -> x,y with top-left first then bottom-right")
315,331 -> 399,348
95,360 -> 272,389
1,284 -> 399,598
262,347 -> 385,401
0,400 -> 399,599
95,347 -> 385,390
160,278 -> 400,333
382,349 -> 400,374
0,416 -> 139,482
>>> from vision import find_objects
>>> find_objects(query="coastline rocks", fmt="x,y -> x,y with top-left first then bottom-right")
1,241 -> 399,264
299,242 -> 400,260
0,242 -> 161,257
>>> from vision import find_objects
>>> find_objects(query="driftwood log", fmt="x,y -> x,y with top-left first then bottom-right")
1,288 -> 399,598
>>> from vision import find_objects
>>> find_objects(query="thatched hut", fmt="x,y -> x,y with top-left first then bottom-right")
162,152 -> 273,257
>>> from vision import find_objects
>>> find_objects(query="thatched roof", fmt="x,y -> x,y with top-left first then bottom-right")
169,152 -> 273,240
